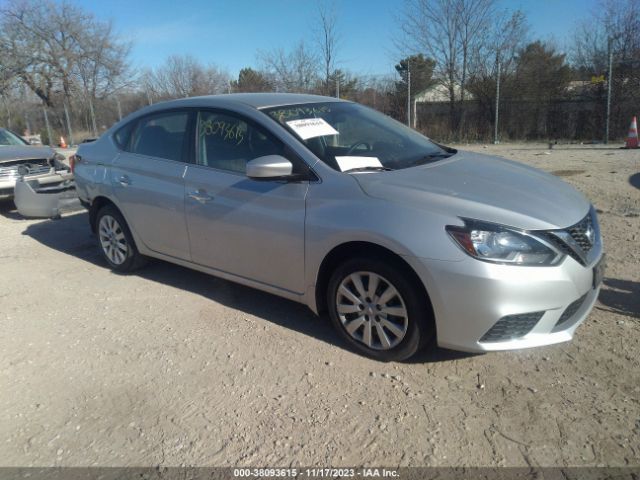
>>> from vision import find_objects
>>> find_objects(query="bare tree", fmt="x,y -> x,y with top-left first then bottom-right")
314,0 -> 340,95
466,10 -> 528,125
145,54 -> 230,99
455,0 -> 494,102
75,20 -> 132,100
259,41 -> 319,92
572,0 -> 640,72
0,0 -> 131,108
571,0 -> 639,140
397,0 -> 512,130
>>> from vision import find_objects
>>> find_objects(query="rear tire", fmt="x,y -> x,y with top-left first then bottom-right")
327,257 -> 434,361
95,205 -> 147,273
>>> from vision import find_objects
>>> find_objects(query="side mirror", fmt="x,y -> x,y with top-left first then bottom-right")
246,155 -> 293,179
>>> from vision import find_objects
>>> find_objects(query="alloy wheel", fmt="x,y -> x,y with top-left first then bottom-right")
335,271 -> 409,350
98,214 -> 129,265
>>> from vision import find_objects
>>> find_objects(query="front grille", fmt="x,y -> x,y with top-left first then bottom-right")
552,293 -> 588,332
480,311 -> 545,343
0,159 -> 51,180
540,210 -> 597,266
541,232 -> 582,264
567,213 -> 594,254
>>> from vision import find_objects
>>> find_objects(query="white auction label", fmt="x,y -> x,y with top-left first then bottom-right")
335,156 -> 383,172
286,118 -> 339,140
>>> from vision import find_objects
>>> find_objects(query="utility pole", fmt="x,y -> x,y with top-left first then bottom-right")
494,55 -> 501,145
336,73 -> 340,99
605,36 -> 613,145
407,61 -> 411,127
42,104 -> 53,146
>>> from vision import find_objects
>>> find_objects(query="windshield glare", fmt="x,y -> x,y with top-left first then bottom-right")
0,129 -> 28,146
264,102 -> 453,172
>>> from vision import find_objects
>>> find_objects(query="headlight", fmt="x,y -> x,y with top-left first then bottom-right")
446,219 -> 563,266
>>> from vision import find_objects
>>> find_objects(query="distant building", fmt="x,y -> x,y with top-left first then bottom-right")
414,83 -> 474,103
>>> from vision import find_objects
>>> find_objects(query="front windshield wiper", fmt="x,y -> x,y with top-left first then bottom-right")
342,166 -> 394,174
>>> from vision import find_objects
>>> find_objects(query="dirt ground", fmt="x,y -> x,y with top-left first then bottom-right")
0,143 -> 638,468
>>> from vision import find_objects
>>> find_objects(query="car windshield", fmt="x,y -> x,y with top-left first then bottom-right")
0,129 -> 28,146
263,102 -> 454,172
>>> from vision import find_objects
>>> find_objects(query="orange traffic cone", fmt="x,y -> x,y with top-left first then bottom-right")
625,116 -> 638,149
59,136 -> 67,148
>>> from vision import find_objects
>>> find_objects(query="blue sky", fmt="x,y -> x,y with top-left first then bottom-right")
77,0 -> 599,77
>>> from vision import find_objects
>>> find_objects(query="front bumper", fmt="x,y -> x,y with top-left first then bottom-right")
404,248 -> 603,353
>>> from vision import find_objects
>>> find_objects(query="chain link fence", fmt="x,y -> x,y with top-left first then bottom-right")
2,67 -> 638,147
415,66 -> 639,144
1,92 -> 151,147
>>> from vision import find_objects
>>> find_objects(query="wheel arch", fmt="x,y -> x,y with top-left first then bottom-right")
89,196 -> 119,233
314,241 -> 434,321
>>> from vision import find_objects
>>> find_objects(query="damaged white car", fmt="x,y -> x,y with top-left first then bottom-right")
0,128 -> 75,217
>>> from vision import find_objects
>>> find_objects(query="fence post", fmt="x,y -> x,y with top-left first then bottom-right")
605,37 -> 613,145
407,65 -> 411,128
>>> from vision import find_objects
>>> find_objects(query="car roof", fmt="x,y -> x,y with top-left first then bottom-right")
146,93 -> 347,110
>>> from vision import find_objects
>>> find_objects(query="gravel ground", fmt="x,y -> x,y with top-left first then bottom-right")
0,143 -> 638,467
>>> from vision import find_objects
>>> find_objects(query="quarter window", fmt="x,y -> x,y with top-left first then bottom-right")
197,111 -> 286,174
129,112 -> 189,162
113,121 -> 135,150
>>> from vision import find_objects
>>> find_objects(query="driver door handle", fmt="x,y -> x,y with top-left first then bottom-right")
188,189 -> 214,204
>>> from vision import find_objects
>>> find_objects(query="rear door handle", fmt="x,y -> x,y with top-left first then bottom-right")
188,189 -> 213,203
118,175 -> 131,186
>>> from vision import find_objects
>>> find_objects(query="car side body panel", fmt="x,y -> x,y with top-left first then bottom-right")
183,163 -> 309,294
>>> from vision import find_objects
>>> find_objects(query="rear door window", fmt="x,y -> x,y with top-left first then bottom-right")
128,111 -> 189,162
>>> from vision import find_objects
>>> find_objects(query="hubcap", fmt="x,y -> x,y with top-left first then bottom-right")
335,271 -> 409,350
98,215 -> 128,265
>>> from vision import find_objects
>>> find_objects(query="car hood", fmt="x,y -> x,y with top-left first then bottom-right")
353,150 -> 590,230
0,145 -> 55,163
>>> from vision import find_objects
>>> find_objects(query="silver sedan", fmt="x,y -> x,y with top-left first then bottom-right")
73,94 -> 604,361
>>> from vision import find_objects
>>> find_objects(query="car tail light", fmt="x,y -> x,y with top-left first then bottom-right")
69,154 -> 77,173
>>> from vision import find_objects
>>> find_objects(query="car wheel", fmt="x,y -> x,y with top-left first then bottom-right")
96,205 -> 146,273
327,257 -> 433,361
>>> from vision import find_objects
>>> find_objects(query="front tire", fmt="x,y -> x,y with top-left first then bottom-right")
96,205 -> 146,273
327,257 -> 433,361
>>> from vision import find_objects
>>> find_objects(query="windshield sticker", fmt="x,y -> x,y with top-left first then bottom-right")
286,118 -> 339,140
335,156 -> 383,172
